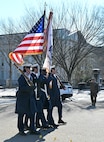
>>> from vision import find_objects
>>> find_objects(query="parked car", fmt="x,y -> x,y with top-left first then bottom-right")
78,82 -> 86,90
60,81 -> 73,101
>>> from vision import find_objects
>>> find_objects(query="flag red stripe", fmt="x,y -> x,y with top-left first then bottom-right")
9,52 -> 24,65
12,54 -> 23,64
22,36 -> 44,41
14,49 -> 43,54
15,54 -> 23,62
18,43 -> 44,47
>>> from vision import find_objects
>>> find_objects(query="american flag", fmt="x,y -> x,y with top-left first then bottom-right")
9,13 -> 45,65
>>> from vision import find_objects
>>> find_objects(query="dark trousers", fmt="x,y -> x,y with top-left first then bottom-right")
47,100 -> 62,125
36,111 -> 47,127
24,115 -> 29,127
47,108 -> 55,125
18,114 -> 36,132
91,95 -> 97,106
57,102 -> 62,120
36,98 -> 49,127
56,101 -> 62,120
17,114 -> 24,132
29,115 -> 36,131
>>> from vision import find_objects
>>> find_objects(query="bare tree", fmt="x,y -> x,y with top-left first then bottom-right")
52,4 -> 104,82
21,4 -> 104,82
0,18 -> 24,87
0,2 -> 104,86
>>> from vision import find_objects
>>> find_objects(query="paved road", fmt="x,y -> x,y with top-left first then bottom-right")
0,90 -> 104,142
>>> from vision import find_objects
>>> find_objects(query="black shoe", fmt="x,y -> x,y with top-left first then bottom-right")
19,131 -> 27,136
58,119 -> 67,124
36,124 -> 42,128
42,125 -> 51,129
30,130 -> 40,135
24,125 -> 30,131
50,124 -> 59,128
92,102 -> 95,106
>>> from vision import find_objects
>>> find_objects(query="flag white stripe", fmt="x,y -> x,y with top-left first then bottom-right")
24,33 -> 44,38
12,53 -> 22,64
19,39 -> 44,45
15,46 -> 43,51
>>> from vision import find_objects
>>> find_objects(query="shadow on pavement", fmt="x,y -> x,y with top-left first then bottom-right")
4,127 -> 56,142
63,99 -> 104,112
86,105 -> 96,110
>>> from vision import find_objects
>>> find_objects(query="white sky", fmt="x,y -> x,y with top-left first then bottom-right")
0,0 -> 104,21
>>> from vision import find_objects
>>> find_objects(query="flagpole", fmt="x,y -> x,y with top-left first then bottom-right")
44,2 -> 47,12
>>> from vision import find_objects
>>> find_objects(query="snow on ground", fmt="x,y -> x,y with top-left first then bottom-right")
72,89 -> 90,101
0,88 -> 17,97
0,88 -> 17,105
72,89 -> 104,102
0,88 -> 104,105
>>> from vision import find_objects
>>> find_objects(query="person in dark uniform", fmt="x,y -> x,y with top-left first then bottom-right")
88,78 -> 99,106
48,65 -> 66,125
15,63 -> 40,135
24,64 -> 39,131
46,72 -> 59,128
31,64 -> 50,129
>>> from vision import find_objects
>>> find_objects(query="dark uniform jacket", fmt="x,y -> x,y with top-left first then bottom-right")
90,82 -> 99,97
49,74 -> 61,107
15,74 -> 37,116
31,73 -> 41,99
38,73 -> 52,110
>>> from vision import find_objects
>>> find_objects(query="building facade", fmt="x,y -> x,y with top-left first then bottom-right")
0,29 -> 102,87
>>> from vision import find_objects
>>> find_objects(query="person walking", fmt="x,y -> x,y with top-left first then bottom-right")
31,64 -> 50,129
15,63 -> 40,135
24,64 -> 39,130
88,78 -> 99,106
46,72 -> 59,128
48,65 -> 66,125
